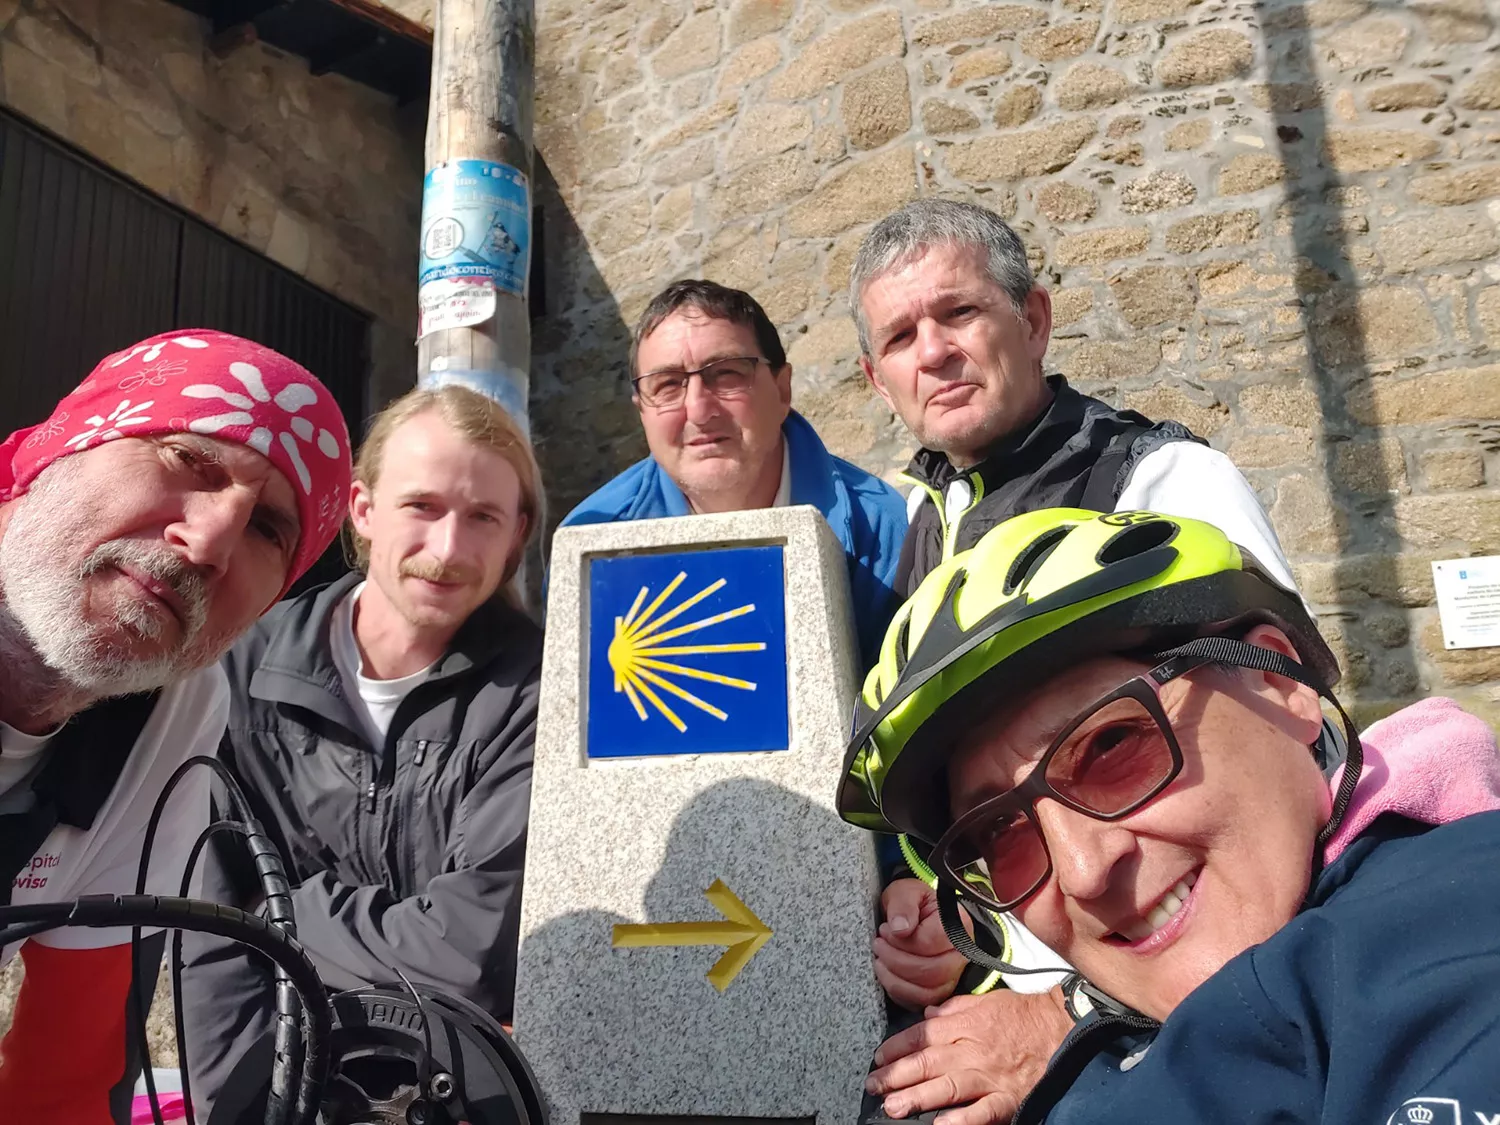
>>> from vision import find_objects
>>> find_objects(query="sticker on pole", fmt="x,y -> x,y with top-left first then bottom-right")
418,159 -> 530,336
420,365 -> 530,434
419,278 -> 498,337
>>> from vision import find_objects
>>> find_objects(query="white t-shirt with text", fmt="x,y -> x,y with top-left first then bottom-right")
2,665 -> 225,959
0,721 -> 52,814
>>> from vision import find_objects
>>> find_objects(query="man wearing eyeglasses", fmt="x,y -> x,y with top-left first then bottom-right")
559,279 -> 908,657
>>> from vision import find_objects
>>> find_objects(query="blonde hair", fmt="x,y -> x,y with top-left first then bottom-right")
348,384 -> 542,606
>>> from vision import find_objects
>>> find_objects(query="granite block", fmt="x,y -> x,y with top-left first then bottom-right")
514,507 -> 884,1125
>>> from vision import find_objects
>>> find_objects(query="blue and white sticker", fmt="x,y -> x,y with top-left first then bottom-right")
418,159 -> 530,334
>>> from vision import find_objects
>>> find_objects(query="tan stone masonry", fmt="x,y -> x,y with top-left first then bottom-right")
526,0 -> 1500,727
0,0 -> 425,405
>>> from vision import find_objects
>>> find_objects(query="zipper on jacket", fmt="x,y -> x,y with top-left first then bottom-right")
1012,1011 -> 1160,1125
365,780 -> 377,812
374,690 -> 433,890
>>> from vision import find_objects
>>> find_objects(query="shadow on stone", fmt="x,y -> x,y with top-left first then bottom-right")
529,151 -> 644,566
516,776 -> 881,1123
1262,0 -> 1423,719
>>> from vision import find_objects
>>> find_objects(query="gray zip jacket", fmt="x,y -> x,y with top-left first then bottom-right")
178,572 -> 542,1114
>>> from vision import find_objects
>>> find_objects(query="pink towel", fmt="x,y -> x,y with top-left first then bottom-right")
132,1092 -> 188,1124
1325,697 -> 1500,863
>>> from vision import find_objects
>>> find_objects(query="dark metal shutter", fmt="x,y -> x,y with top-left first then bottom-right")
176,223 -> 371,591
0,114 -> 180,430
176,222 -> 369,431
0,107 -> 372,595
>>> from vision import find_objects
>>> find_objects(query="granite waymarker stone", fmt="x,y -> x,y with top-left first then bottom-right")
514,507 -> 884,1125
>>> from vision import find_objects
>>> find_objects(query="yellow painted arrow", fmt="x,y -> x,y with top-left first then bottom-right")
611,879 -> 773,992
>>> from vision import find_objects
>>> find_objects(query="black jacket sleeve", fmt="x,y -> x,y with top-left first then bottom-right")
281,672 -> 538,1018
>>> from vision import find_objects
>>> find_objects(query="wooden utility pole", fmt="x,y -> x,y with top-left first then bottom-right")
416,0 -> 535,432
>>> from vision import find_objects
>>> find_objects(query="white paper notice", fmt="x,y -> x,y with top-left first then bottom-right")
1431,556 -> 1500,649
418,276 -> 498,338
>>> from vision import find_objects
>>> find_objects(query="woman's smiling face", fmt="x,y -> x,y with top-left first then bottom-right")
946,625 -> 1331,1020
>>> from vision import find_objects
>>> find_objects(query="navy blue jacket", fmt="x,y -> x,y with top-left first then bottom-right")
1016,811 -> 1500,1125
560,410 -> 907,659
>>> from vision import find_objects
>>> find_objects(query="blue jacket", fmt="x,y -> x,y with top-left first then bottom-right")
560,411 -> 907,659
1017,810 -> 1500,1125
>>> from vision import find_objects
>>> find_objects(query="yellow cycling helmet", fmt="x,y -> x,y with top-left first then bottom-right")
839,508 -> 1340,843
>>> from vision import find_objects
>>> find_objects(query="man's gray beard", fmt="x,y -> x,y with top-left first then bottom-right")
0,474 -> 218,699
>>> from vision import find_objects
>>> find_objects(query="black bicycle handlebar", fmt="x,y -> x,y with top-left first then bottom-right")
0,894 -> 332,1125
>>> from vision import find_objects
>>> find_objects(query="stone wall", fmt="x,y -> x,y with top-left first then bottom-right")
0,1 -> 1492,723
0,0 -> 424,351
530,0 -> 1500,725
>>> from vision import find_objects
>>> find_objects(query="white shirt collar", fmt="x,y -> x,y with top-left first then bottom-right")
771,439 -> 792,508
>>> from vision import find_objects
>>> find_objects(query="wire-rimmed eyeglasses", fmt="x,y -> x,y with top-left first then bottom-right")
631,356 -> 768,409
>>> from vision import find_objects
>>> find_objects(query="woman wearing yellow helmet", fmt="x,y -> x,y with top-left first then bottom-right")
842,508 -> 1500,1125
843,507 -> 1347,845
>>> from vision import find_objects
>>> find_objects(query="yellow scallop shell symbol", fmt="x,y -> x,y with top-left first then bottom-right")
606,571 -> 767,732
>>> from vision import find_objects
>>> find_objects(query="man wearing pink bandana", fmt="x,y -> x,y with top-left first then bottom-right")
0,329 -> 351,1123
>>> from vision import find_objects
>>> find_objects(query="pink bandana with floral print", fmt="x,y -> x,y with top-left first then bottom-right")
0,329 -> 353,594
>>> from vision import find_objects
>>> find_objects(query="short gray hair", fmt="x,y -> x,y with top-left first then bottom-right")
849,198 -> 1035,357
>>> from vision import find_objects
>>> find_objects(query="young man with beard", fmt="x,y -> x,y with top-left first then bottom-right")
180,384 -> 544,1121
0,330 -> 353,1123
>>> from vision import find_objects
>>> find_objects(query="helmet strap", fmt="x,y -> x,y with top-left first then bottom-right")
1146,635 -> 1364,848
934,884 -> 1070,978
935,887 -> 1146,1022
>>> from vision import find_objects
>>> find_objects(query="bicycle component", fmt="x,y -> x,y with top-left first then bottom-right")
210,983 -> 547,1125
0,893 -> 332,1125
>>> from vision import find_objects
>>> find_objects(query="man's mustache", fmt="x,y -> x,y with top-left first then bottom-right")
400,557 -> 479,584
80,540 -> 209,638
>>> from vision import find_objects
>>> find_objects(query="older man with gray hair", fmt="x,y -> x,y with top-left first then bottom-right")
848,198 -> 1302,1125
0,330 -> 352,1123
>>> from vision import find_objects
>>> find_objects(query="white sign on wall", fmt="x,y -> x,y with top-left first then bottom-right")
1432,556 -> 1500,649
